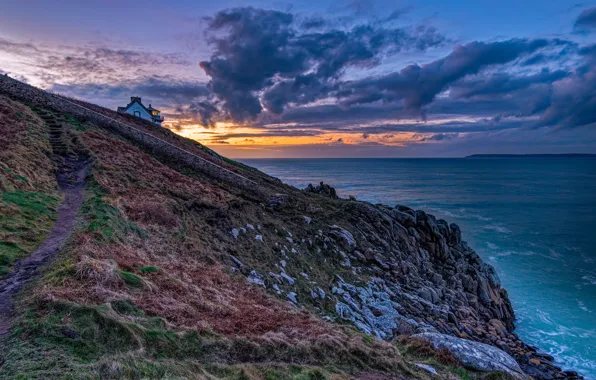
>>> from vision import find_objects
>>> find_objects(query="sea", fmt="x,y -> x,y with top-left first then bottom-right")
242,157 -> 596,379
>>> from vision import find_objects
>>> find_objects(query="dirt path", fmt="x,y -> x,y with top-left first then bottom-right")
0,156 -> 91,335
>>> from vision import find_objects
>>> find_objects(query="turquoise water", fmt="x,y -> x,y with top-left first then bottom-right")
243,157 -> 596,379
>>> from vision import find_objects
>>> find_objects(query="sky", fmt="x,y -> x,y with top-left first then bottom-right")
1,0 -> 595,158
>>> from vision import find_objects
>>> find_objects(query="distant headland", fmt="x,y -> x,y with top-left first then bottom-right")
466,153 -> 596,158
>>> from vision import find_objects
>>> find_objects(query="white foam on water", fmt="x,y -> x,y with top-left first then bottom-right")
486,242 -> 499,250
577,300 -> 593,313
483,224 -> 511,233
492,249 -> 537,258
516,306 -> 596,379
425,206 -> 493,223
548,248 -> 562,258
475,215 -> 493,221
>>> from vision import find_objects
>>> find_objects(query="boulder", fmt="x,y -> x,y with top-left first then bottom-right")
304,182 -> 338,199
328,225 -> 357,251
413,333 -> 527,379
286,292 -> 298,303
391,209 -> 417,228
247,270 -> 265,287
268,193 -> 293,208
415,363 -> 437,375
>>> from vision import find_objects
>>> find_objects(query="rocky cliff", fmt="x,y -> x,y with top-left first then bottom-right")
0,76 -> 583,379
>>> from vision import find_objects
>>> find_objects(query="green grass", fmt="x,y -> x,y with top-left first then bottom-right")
138,265 -> 159,273
0,299 -> 411,379
81,180 -> 146,242
111,300 -> 144,317
1,190 -> 59,220
0,243 -> 24,260
0,190 -> 60,276
118,271 -> 143,288
62,113 -> 88,131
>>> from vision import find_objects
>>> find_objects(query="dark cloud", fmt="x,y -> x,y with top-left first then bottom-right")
536,47 -> 596,128
199,7 -> 446,122
209,130 -> 320,139
271,97 -> 528,131
339,0 -> 376,16
300,17 -> 327,29
575,7 -> 596,31
580,43 -> 596,57
266,118 -> 525,135
185,101 -> 219,127
414,133 -> 460,142
384,6 -> 414,22
520,53 -> 549,66
449,69 -> 568,99
337,39 -> 562,116
278,103 -> 408,125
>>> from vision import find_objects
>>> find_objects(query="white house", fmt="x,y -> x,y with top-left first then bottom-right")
117,97 -> 164,125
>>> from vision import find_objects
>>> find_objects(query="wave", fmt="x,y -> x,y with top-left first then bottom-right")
577,300 -> 593,313
517,308 -> 596,379
484,241 -> 539,261
424,206 -> 493,222
486,249 -> 537,261
483,224 -> 512,234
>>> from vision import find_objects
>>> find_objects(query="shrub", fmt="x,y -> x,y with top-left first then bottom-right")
75,255 -> 120,285
119,271 -> 143,288
138,266 -> 159,274
397,336 -> 460,366
112,300 -> 144,317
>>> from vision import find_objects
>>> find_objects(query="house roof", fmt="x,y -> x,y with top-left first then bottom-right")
120,97 -> 160,115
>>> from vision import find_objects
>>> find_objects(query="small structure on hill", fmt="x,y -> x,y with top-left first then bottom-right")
117,97 -> 164,125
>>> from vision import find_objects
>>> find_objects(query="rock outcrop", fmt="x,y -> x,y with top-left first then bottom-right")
232,196 -> 582,379
312,201 -> 580,379
304,181 -> 338,198
413,332 -> 526,378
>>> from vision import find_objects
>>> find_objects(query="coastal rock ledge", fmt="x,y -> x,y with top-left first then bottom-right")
234,185 -> 584,379
413,332 -> 526,378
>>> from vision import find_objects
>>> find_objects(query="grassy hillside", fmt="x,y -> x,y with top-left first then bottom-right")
0,96 -> 60,276
0,83 -> 521,379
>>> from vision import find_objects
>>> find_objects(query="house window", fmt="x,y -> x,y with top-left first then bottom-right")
134,111 -> 141,117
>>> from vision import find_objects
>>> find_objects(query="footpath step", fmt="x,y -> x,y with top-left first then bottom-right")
35,109 -> 70,157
